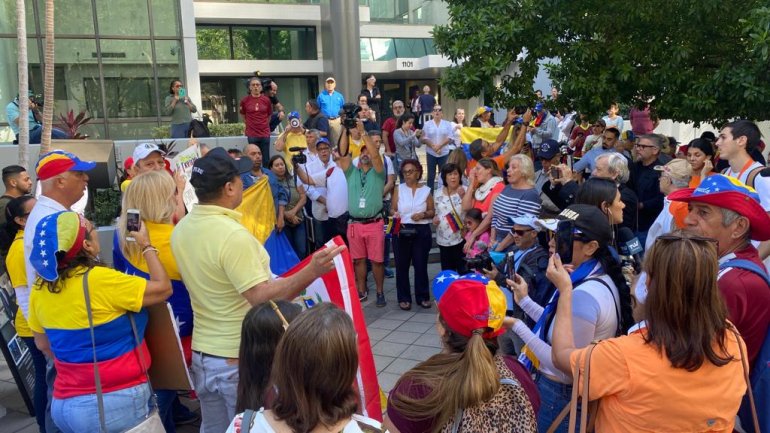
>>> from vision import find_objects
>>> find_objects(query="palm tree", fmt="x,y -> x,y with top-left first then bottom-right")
39,0 -> 54,155
16,0 -> 29,168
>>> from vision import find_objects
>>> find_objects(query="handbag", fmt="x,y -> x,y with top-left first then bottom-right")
83,269 -> 165,433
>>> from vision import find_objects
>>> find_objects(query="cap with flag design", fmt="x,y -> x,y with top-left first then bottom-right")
35,150 -> 96,181
668,174 -> 770,241
31,211 -> 89,282
475,106 -> 493,116
432,271 -> 507,339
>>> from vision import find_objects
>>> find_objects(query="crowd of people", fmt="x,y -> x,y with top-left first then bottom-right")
1,73 -> 769,433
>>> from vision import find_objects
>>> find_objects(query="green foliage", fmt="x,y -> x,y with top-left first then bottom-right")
434,0 -> 770,125
152,123 -> 246,139
87,188 -> 121,227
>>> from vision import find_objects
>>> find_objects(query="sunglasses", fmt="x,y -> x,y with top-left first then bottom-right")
656,233 -> 718,248
512,228 -> 533,236
433,108 -> 443,112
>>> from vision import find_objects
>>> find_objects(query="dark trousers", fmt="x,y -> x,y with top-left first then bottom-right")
439,241 -> 466,273
247,136 -> 271,167
21,336 -> 48,432
322,213 -> 349,246
394,224 -> 432,303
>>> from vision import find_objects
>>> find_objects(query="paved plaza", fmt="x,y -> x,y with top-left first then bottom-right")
0,263 -> 443,433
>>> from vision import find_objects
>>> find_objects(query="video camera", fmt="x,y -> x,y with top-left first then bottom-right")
30,94 -> 44,107
464,251 -> 493,273
340,103 -> 362,129
289,147 -> 307,165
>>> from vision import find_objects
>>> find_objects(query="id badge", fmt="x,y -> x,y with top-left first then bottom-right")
359,197 -> 366,209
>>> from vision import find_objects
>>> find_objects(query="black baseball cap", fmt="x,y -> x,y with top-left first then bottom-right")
190,147 -> 249,195
539,204 -> 613,246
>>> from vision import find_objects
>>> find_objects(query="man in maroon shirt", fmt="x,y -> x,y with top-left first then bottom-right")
240,77 -> 272,167
670,174 -> 770,364
381,99 -> 405,158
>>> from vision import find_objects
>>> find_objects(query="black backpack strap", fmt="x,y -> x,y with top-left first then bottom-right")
745,166 -> 766,189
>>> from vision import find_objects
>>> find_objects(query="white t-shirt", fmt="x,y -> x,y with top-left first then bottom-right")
725,161 -> 770,211
645,198 -> 675,251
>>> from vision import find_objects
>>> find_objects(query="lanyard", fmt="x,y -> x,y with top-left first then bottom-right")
736,159 -> 755,180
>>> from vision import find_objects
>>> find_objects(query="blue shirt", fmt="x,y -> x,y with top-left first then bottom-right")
317,91 -> 345,119
5,101 -> 38,135
572,146 -> 617,173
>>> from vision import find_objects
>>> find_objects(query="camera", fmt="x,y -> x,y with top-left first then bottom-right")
340,103 -> 362,129
289,147 -> 307,165
289,117 -> 301,129
464,251 -> 493,273
513,105 -> 528,115
30,94 -> 44,107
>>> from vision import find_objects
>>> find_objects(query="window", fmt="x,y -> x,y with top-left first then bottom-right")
197,25 -> 317,60
232,27 -> 269,60
370,38 -> 396,61
394,39 -> 426,58
197,27 -> 231,60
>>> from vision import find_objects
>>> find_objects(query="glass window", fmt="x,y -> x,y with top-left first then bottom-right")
232,27 -> 269,60
394,39 -> 426,58
108,121 -> 161,140
269,27 -> 316,60
424,38 -> 437,55
360,38 -> 373,61
98,40 -> 157,118
0,0 -> 36,35
95,0 -> 150,37
151,0 -> 180,37
36,0 -> 94,35
370,38 -> 395,61
197,27 -> 231,60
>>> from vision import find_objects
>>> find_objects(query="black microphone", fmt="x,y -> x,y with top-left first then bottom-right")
288,146 -> 305,153
617,227 -> 643,273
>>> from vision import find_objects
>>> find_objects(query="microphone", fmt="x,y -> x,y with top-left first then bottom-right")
617,227 -> 643,273
288,146 -> 305,153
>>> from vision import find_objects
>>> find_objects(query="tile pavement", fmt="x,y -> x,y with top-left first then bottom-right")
0,263 -> 444,432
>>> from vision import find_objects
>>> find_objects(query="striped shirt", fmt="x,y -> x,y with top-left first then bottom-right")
491,186 -> 541,238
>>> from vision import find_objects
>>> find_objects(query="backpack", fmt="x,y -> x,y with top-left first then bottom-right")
189,118 -> 211,138
719,258 -> 770,433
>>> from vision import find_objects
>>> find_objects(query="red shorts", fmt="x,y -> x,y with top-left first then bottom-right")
347,220 -> 385,262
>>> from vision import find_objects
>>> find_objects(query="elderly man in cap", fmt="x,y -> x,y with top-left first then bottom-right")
644,158 -> 692,249
171,147 -> 343,433
22,149 -> 95,433
668,174 -> 770,366
317,77 -> 345,147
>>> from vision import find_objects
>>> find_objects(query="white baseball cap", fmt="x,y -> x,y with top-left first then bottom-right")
132,143 -> 166,162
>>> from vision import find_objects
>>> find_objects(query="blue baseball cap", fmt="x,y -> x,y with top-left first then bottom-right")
537,139 -> 560,159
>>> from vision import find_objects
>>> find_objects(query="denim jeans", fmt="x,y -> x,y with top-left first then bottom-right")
156,389 -> 177,433
426,153 -> 448,190
285,220 -> 307,258
51,383 -> 151,433
45,357 -> 61,433
535,374 -> 577,433
170,122 -> 190,138
191,352 -> 239,433
21,337 -> 48,433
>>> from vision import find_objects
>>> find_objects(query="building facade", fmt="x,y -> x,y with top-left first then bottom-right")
0,0 -> 453,140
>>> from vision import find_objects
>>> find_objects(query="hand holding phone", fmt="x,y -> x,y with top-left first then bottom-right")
555,220 -> 574,264
178,87 -> 187,98
126,209 -> 141,242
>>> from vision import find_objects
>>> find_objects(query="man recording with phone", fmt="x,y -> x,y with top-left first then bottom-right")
5,93 -> 68,144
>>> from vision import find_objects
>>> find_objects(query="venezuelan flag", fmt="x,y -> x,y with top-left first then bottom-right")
458,127 -> 513,159
444,212 -> 463,233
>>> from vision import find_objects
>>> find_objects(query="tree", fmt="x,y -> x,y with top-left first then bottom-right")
40,0 -> 54,155
16,0 -> 29,168
433,0 -> 770,125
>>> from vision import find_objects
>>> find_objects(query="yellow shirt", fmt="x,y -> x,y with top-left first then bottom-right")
348,136 -> 363,158
170,204 -> 272,358
570,328 -> 745,432
7,231 -> 31,337
283,132 -> 307,161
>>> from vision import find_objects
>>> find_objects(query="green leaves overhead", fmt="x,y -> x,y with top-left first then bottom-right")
434,0 -> 770,125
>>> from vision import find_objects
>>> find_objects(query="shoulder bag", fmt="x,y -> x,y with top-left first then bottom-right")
83,269 -> 165,433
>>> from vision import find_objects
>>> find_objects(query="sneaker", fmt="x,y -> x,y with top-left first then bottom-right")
384,268 -> 394,279
359,292 -> 368,302
376,293 -> 387,307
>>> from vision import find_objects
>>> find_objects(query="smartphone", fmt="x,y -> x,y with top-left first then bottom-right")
555,220 -> 574,264
178,87 -> 187,98
126,209 -> 141,242
550,167 -> 560,179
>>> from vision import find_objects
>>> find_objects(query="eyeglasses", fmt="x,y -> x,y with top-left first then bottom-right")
512,229 -> 533,236
403,169 -> 418,175
433,108 -> 442,112
635,143 -> 657,149
268,300 -> 290,331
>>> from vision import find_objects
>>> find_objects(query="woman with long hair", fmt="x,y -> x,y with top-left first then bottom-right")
2,196 -> 48,432
461,158 -> 505,254
27,211 -> 171,433
451,108 -> 466,148
113,170 -> 197,431
488,154 -> 541,252
393,112 -> 423,176
552,232 -> 747,431
268,155 -> 308,258
686,137 -> 716,187
433,163 -> 466,273
165,79 -> 198,138
227,303 -> 363,433
235,300 -> 302,413
575,176 -> 625,229
392,159 -> 435,310
506,204 -> 634,433
385,272 -> 539,433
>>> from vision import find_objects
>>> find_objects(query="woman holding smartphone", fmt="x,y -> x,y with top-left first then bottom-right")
165,79 -> 198,138
505,204 -> 634,433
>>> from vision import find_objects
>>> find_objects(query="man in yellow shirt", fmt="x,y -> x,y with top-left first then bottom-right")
171,147 -> 343,433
